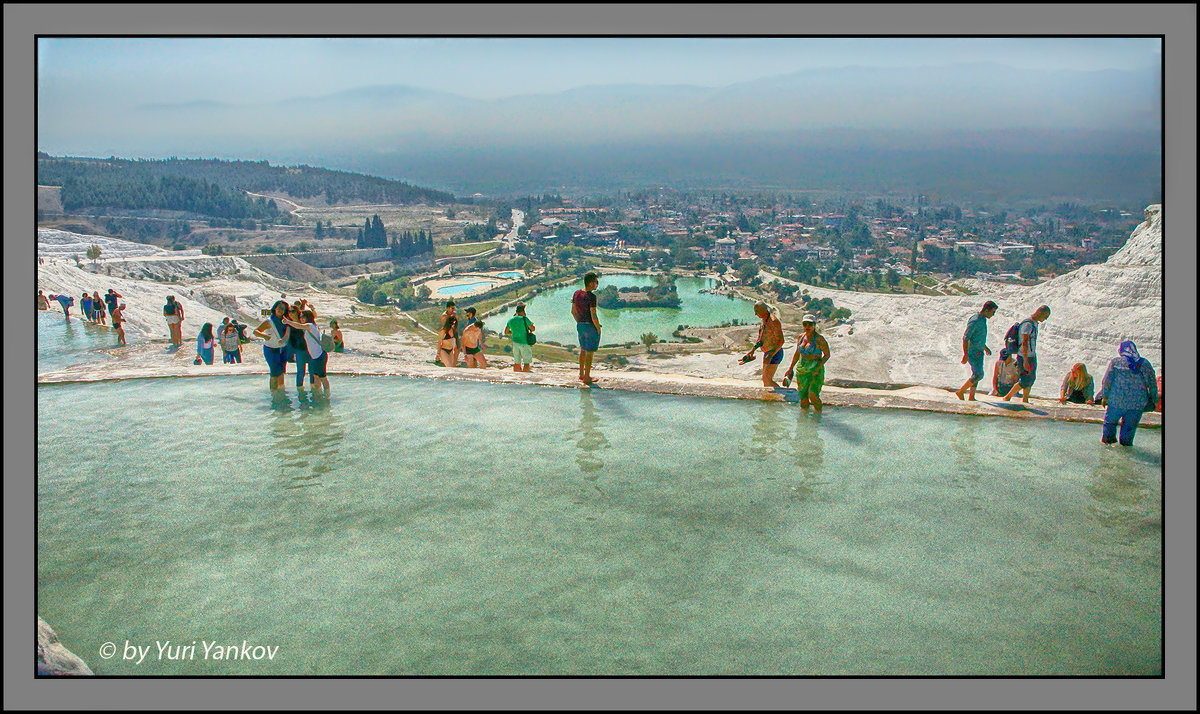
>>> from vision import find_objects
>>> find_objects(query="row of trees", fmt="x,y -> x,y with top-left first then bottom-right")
390,230 -> 434,260
51,170 -> 287,222
356,215 -> 388,248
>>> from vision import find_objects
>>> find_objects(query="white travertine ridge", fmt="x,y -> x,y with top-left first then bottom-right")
37,205 -> 1161,401
648,205 -> 1162,399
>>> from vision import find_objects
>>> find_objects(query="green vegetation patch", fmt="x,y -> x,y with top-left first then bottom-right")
434,241 -> 501,258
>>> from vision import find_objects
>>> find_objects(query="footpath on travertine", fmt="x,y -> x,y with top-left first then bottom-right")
37,344 -> 1161,429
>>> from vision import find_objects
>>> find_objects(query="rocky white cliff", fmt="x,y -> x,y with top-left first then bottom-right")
37,229 -> 310,341
663,205 -> 1162,399
37,207 -> 1162,401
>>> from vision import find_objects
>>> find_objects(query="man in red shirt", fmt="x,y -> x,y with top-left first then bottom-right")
572,272 -> 602,386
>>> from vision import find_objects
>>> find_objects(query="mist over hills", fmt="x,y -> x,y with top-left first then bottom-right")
40,63 -> 1161,202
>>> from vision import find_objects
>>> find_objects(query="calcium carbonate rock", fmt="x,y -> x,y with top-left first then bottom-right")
37,617 -> 93,676
754,205 -> 1162,398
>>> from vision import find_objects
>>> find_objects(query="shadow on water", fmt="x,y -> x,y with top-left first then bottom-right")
986,401 -> 1048,416
585,387 -> 632,420
770,387 -> 801,403
573,389 -> 610,476
813,412 -> 862,445
267,390 -> 344,489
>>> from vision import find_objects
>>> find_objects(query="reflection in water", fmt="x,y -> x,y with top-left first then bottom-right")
268,392 -> 344,489
740,401 -> 787,463
786,411 -> 827,501
1086,447 -> 1160,547
949,417 -> 985,510
573,390 -> 610,476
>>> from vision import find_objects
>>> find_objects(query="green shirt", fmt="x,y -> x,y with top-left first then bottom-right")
506,315 -> 533,345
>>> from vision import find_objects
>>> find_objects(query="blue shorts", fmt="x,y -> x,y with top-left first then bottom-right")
308,351 -> 328,378
766,348 -> 784,365
1017,355 -> 1037,388
264,345 -> 287,377
967,349 -> 985,383
577,322 -> 600,352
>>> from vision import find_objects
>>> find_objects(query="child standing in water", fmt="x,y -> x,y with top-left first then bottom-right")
220,323 -> 242,363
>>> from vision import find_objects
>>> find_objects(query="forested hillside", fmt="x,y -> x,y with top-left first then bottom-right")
36,155 -> 456,218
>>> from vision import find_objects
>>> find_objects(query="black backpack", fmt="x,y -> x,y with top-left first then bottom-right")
1003,319 -> 1033,356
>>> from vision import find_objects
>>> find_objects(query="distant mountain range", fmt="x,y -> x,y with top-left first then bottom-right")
41,63 -> 1161,201
125,63 -> 1159,142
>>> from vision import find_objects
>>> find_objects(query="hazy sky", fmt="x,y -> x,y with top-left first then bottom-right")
40,37 -> 1161,105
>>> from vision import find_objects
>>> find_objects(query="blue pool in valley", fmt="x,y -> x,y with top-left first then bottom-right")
434,280 -> 499,296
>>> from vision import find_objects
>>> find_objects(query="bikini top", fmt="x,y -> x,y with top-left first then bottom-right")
798,334 -> 823,357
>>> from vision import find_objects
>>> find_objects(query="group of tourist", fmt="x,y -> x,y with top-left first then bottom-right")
253,298 -> 344,396
954,300 -> 1160,446
40,271 -> 1161,446
435,299 -> 539,373
163,295 -> 345,385
40,288 -> 128,346
194,317 -> 251,365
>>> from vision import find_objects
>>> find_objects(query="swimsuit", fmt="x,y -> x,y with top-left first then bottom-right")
794,335 -> 826,397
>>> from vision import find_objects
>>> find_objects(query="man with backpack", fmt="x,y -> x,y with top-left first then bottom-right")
956,300 -> 998,401
1002,305 -> 1051,404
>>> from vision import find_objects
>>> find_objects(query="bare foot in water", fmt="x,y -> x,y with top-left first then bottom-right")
955,390 -> 965,400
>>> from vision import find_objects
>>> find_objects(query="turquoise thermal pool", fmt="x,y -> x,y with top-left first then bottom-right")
518,275 -> 757,347
37,376 -> 1161,675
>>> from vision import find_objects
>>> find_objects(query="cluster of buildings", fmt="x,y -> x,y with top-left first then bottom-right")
510,192 -> 1138,283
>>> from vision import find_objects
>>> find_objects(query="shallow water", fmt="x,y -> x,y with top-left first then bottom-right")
519,275 -> 757,347
37,376 -> 1161,675
38,309 -> 116,373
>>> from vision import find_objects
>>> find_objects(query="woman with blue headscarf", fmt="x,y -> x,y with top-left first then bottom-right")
1091,340 -> 1158,446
